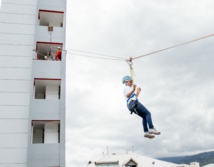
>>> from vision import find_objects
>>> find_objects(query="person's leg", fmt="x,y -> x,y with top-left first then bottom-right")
137,101 -> 161,135
140,113 -> 154,138
127,103 -> 155,138
136,101 -> 154,129
128,104 -> 149,133
142,117 -> 149,132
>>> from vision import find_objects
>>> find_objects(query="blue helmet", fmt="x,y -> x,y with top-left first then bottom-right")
122,76 -> 132,84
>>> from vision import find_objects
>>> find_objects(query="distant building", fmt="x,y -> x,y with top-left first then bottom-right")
174,162 -> 200,167
202,164 -> 214,167
86,153 -> 200,167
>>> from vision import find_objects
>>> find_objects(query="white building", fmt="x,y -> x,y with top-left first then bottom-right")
203,164 -> 214,167
0,0 -> 67,166
179,162 -> 200,167
86,153 -> 200,167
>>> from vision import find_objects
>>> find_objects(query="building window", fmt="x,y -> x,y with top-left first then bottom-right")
38,10 -> 64,27
97,165 -> 119,167
125,159 -> 138,167
95,161 -> 119,167
34,78 -> 61,99
32,120 -> 60,144
35,42 -> 63,61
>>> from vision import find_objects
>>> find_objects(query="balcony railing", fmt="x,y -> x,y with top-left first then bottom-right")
31,99 -> 61,120
38,0 -> 66,11
36,26 -> 65,43
33,60 -> 62,78
30,144 -> 60,165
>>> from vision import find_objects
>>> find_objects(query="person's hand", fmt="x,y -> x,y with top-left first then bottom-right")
137,87 -> 141,93
133,84 -> 137,90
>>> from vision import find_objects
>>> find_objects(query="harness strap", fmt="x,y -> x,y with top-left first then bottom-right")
126,58 -> 135,83
130,108 -> 138,115
127,93 -> 136,103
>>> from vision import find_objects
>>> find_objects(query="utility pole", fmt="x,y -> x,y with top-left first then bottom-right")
152,161 -> 155,167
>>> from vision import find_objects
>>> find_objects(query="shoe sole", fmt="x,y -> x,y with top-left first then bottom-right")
149,132 -> 161,135
144,135 -> 155,139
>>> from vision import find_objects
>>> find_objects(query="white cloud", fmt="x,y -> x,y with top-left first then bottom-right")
65,0 -> 214,166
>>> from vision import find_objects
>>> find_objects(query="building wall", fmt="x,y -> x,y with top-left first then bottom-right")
0,0 -> 37,166
0,0 -> 66,166
27,0 -> 67,166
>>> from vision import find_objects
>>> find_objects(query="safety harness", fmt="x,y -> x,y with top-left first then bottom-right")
127,93 -> 136,103
127,93 -> 138,115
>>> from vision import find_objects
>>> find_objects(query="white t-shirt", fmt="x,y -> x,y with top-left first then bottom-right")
124,85 -> 137,103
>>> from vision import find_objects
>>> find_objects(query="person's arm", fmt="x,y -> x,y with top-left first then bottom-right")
136,87 -> 141,97
126,85 -> 137,98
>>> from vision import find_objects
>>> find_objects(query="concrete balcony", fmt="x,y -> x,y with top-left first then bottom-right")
38,0 -> 66,11
30,144 -> 60,167
31,99 -> 60,120
36,26 -> 65,43
33,60 -> 61,78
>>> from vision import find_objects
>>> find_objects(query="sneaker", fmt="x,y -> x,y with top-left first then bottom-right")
144,132 -> 155,139
149,128 -> 161,135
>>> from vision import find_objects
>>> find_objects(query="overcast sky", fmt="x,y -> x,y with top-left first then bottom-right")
65,0 -> 214,166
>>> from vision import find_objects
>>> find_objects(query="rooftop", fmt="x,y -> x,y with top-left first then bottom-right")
87,153 -> 180,167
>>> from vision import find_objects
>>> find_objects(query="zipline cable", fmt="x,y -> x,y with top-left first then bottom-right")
67,49 -> 126,60
66,34 -> 214,62
132,34 -> 214,60
53,46 -> 126,60
126,33 -> 214,83
32,34 -> 214,63
67,52 -> 125,61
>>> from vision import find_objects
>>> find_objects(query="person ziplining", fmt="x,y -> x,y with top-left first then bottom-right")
122,58 -> 161,139
122,75 -> 160,139
66,33 -> 214,139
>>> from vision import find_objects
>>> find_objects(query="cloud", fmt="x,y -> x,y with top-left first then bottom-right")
65,0 -> 214,166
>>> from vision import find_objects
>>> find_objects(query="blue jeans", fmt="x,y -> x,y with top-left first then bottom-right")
127,100 -> 154,132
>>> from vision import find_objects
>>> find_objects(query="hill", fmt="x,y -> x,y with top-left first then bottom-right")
158,151 -> 214,166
